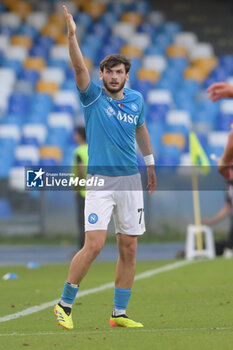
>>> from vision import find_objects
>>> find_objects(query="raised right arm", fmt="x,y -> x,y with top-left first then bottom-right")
63,5 -> 90,91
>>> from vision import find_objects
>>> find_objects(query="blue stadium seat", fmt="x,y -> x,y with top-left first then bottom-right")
8,93 -> 30,115
107,2 -> 126,16
158,145 -> 181,167
29,45 -> 49,60
17,24 -> 38,39
105,35 -> 125,52
146,104 -> 170,124
219,55 -> 233,75
2,59 -> 23,76
35,36 -> 54,49
130,1 -> 151,15
144,45 -> 165,55
19,69 -> 40,87
61,79 -> 77,91
30,93 -> 53,115
48,58 -> 69,70
99,12 -> 119,28
74,13 -> 93,31
162,22 -> 181,38
138,23 -> 156,36
216,112 -> 233,131
131,80 -> 153,98
168,57 -> 188,72
0,199 -> 12,218
20,136 -> 40,147
1,113 -> 24,126
53,104 -> 75,117
209,67 -> 228,81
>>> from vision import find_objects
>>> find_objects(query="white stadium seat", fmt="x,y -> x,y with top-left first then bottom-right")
15,145 -> 40,164
219,99 -> 233,114
127,33 -> 151,50
0,68 -> 16,88
26,12 -> 48,31
174,32 -> 198,52
48,112 -> 73,131
189,43 -> 214,61
0,13 -> 21,28
147,11 -> 165,26
147,89 -> 173,105
40,68 -> 65,85
208,131 -> 229,147
50,45 -> 70,61
112,22 -> 136,41
54,90 -> 80,112
22,124 -> 47,144
0,34 -> 10,54
5,46 -> 28,62
9,166 -> 25,191
0,125 -> 21,141
142,55 -> 167,73
166,110 -> 192,128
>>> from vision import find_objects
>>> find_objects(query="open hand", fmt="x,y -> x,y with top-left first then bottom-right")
207,82 -> 233,102
147,166 -> 157,194
63,5 -> 76,37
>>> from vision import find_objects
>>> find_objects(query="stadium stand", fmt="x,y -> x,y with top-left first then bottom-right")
0,0 -> 232,212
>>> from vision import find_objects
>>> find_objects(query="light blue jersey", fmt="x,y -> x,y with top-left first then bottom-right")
78,81 -> 145,176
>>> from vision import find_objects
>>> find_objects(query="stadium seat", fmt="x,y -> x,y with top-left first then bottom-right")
112,22 -> 136,41
0,198 -> 13,218
11,35 -> 32,49
0,34 -> 10,54
36,81 -> 59,95
53,90 -> 80,113
50,45 -> 70,61
41,23 -> 63,41
8,92 -> 30,115
0,124 -> 21,142
121,45 -> 143,58
174,32 -> 198,52
219,99 -> 233,114
162,133 -> 186,151
142,55 -> 167,73
137,68 -> 160,83
40,145 -> 63,163
147,89 -> 173,105
22,124 -> 47,145
128,33 -> 151,51
147,10 -> 165,27
121,12 -> 143,26
0,12 -> 21,28
10,1 -> 32,19
24,57 -> 46,71
217,112 -> 233,131
5,45 -> 28,62
15,144 -> 40,164
26,11 -> 48,31
48,112 -> 73,132
82,1 -> 106,20
40,67 -> 65,85
189,43 -> 214,62
158,145 -> 181,167
184,66 -> 207,83
208,131 -> 229,147
9,166 -> 25,191
166,110 -> 192,129
166,45 -> 188,58
2,59 -> 23,76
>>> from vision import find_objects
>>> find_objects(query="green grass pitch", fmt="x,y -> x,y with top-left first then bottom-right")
0,258 -> 233,350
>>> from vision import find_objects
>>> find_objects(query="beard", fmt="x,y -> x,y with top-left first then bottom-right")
102,77 -> 126,94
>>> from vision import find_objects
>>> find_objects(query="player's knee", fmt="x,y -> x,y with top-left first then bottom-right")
121,243 -> 137,263
86,240 -> 104,259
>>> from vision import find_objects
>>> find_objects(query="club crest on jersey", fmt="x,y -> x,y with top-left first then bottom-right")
118,103 -> 123,109
106,106 -> 116,117
131,103 -> 138,112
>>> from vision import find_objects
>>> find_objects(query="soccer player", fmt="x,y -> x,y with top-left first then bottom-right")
208,82 -> 233,179
54,5 -> 157,329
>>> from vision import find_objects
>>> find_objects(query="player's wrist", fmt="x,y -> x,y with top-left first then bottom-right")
144,154 -> 155,166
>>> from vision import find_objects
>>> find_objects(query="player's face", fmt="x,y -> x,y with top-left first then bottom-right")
100,64 -> 129,94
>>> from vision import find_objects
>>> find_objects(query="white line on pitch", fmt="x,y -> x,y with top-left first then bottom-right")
0,327 -> 232,337
0,260 -> 194,323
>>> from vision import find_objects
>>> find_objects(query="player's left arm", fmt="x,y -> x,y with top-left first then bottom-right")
136,124 -> 157,194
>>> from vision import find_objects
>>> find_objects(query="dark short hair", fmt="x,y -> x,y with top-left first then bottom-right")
100,54 -> 131,73
75,126 -> 86,141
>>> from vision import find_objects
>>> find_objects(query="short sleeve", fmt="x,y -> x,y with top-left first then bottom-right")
137,95 -> 145,127
78,81 -> 102,107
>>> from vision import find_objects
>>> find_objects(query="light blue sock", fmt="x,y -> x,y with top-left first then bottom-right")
61,281 -> 79,305
114,288 -> 132,315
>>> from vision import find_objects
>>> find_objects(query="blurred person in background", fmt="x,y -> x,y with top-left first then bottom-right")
72,126 -> 88,250
54,5 -> 156,330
